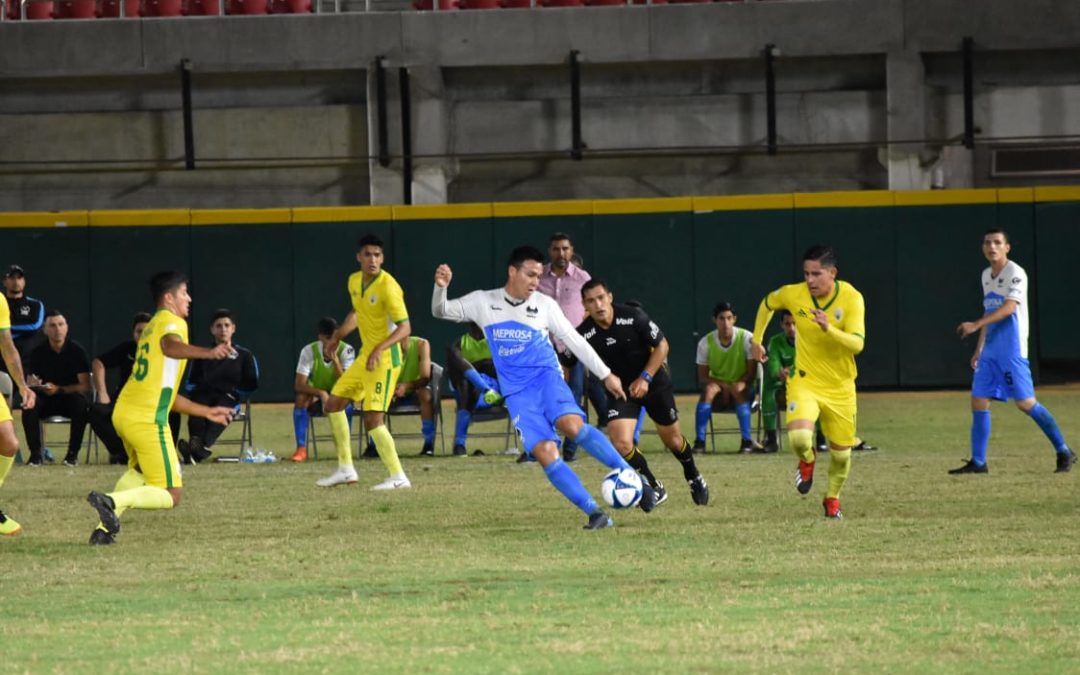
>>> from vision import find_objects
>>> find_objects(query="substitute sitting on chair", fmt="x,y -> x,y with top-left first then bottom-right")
692,302 -> 763,454
175,309 -> 258,463
392,334 -> 436,457
22,310 -> 91,466
290,317 -> 355,463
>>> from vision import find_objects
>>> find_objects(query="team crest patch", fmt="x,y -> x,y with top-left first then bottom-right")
788,401 -> 797,413
833,308 -> 843,321
369,294 -> 377,304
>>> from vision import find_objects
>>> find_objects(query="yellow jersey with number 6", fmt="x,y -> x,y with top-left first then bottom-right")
114,309 -> 189,426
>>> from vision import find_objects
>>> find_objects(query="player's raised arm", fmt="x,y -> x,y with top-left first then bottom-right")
161,334 -> 233,360
431,265 -> 471,323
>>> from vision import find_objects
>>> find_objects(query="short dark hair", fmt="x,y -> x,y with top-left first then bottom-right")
802,245 -> 837,268
44,308 -> 63,320
712,302 -> 734,318
777,309 -> 793,320
132,311 -> 152,327
358,233 -> 384,252
580,278 -> 610,298
210,308 -> 233,324
317,317 -> 338,337
550,232 -> 572,244
150,271 -> 188,305
507,245 -> 545,269
984,228 -> 1009,243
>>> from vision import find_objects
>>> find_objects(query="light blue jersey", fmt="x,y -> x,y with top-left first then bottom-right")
981,260 -> 1028,361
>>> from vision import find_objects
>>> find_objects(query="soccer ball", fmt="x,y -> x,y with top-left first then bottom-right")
601,468 -> 643,509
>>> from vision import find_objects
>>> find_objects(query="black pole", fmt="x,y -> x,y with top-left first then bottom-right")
764,44 -> 777,156
399,67 -> 413,206
569,50 -> 583,161
375,56 -> 390,168
180,59 -> 195,171
962,36 -> 975,150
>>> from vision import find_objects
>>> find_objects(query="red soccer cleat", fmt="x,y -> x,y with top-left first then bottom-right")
823,497 -> 842,519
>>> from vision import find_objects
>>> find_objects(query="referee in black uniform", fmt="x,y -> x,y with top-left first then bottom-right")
576,280 -> 709,506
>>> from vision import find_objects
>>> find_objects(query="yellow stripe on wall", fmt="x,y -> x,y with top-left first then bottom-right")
0,211 -> 90,228
493,200 -> 594,217
894,189 -> 998,206
593,197 -> 693,215
1034,186 -> 1080,203
996,188 -> 1034,204
89,210 -> 191,227
392,203 -> 493,221
292,206 -> 393,223
693,194 -> 793,211
190,209 -> 292,225
794,191 -> 894,208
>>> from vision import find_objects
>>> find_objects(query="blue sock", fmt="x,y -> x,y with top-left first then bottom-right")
695,402 -> 711,442
1027,403 -> 1069,453
464,369 -> 488,391
344,403 -> 354,431
455,410 -> 472,447
971,410 -> 991,465
293,407 -> 308,447
544,458 -> 599,515
632,407 -> 646,445
735,402 -> 752,440
421,419 -> 436,444
574,424 -> 631,470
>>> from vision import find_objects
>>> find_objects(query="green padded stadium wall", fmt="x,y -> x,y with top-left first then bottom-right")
1,186 -> 1078,402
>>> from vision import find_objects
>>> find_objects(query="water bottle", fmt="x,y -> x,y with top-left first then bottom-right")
241,447 -> 256,463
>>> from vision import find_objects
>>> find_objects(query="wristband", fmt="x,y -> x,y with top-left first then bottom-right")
639,371 -> 653,384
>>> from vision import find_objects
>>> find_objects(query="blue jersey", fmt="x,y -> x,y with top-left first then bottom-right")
432,286 -> 611,397
980,260 -> 1028,361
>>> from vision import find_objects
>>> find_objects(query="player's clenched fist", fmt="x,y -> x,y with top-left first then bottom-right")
434,265 -> 453,288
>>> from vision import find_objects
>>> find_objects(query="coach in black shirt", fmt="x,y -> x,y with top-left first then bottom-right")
2,264 -> 45,374
23,310 -> 91,466
88,312 -> 151,465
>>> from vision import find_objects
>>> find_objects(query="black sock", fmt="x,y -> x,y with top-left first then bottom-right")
765,430 -> 777,444
625,447 -> 659,489
670,438 -> 700,481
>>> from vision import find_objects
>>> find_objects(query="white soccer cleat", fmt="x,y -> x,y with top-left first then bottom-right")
316,466 -> 359,488
371,475 -> 411,491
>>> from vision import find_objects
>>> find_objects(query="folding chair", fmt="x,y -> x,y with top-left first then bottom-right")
385,362 -> 446,455
40,408 -> 98,464
308,404 -> 365,461
466,404 -> 517,455
211,396 -> 255,456
706,363 -> 763,453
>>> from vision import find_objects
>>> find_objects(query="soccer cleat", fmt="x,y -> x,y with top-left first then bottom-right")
419,442 -> 435,457
0,510 -> 22,536
823,497 -> 843,519
688,475 -> 710,506
62,457 -> 78,467
26,454 -> 43,467
739,438 -> 765,454
652,481 -> 669,507
852,440 -> 878,452
362,442 -> 380,459
583,510 -> 613,530
1055,449 -> 1077,474
691,439 -> 706,454
188,437 -> 212,464
289,446 -> 308,463
88,528 -> 115,545
638,481 -> 658,513
452,444 -> 468,457
177,439 -> 192,464
371,476 -> 411,491
948,459 -> 988,475
87,491 -> 120,535
316,466 -> 359,488
562,448 -> 576,463
795,460 -> 815,495
516,452 -> 535,464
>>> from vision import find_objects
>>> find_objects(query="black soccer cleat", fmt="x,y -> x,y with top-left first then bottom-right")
691,439 -> 706,454
852,440 -> 878,452
87,491 -> 120,536
1055,449 -> 1077,474
688,475 -> 709,506
452,444 -> 468,457
88,528 -> 115,546
739,438 -> 765,454
584,510 -> 614,530
638,481 -> 658,513
652,481 -> 669,508
562,448 -> 576,463
419,441 -> 435,457
948,459 -> 989,475
189,437 -> 213,464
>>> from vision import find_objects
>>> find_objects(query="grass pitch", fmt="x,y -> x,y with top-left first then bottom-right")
2,389 -> 1078,673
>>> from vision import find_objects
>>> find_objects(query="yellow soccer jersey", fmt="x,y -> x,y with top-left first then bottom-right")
755,280 -> 865,393
348,270 -> 409,358
115,309 -> 189,425
0,294 -> 9,330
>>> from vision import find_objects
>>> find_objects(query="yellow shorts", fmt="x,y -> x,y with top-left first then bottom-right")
786,381 -> 857,447
0,395 -> 10,424
113,414 -> 183,489
331,357 -> 401,413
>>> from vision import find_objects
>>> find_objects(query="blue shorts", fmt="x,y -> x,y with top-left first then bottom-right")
972,355 -> 1035,402
505,368 -> 585,454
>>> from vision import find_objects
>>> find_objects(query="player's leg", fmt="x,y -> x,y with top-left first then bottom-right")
784,383 -> 819,496
645,386 -> 708,506
562,360 -> 586,461
729,380 -> 762,452
606,410 -> 665,504
319,361 -> 366,486
952,357 -> 1000,474
1008,360 -> 1076,472
54,393 -> 89,465
761,375 -> 781,452
0,402 -> 24,535
290,392 -> 316,462
20,395 -> 47,465
417,386 -> 436,456
694,380 -> 721,451
364,364 -> 409,489
818,397 -> 856,520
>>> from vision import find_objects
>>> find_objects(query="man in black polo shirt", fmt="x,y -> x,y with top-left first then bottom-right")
2,265 -> 45,375
23,310 -> 91,466
576,279 -> 709,507
175,308 -> 258,462
89,312 -> 152,465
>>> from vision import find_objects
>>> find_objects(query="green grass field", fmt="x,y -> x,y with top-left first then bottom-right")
2,389 -> 1078,673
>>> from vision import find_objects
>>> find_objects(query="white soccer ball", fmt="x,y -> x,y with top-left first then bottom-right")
601,468 -> 643,509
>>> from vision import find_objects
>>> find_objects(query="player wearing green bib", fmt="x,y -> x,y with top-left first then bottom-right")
392,335 -> 435,456
290,317 -> 356,463
762,310 -> 796,452
693,302 -> 763,453
446,323 -> 499,457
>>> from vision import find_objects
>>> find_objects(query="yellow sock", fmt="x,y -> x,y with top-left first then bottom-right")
788,428 -> 815,464
328,410 -> 353,467
110,469 -> 146,517
368,424 -> 404,477
109,486 -> 175,512
0,453 -> 14,489
826,448 -> 852,499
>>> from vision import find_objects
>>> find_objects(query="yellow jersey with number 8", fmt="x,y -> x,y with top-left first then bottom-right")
115,309 -> 189,426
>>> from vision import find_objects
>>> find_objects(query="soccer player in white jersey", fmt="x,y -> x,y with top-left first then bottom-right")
432,245 -> 657,530
953,229 -> 1076,474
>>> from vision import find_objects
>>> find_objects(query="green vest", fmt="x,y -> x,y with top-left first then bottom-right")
765,332 -> 796,383
706,327 -> 750,382
399,336 -> 422,383
460,333 -> 491,363
308,341 -> 348,391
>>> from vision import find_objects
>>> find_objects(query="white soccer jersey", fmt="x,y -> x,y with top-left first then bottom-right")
432,285 -> 611,397
981,260 -> 1028,360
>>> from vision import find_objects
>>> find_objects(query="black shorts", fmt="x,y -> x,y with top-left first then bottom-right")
604,376 -> 679,427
